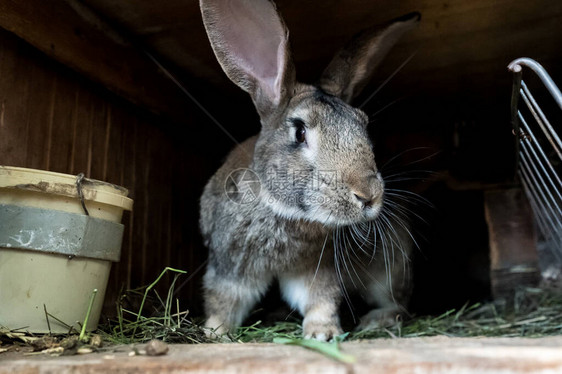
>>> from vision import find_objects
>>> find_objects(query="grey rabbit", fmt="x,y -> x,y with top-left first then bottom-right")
199,0 -> 420,340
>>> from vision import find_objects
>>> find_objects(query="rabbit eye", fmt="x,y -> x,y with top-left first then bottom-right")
293,119 -> 306,143
295,126 -> 306,143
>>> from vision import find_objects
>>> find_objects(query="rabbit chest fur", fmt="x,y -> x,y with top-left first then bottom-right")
200,137 -> 330,277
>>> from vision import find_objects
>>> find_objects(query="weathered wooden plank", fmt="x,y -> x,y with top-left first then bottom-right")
88,99 -> 108,180
7,337 -> 562,374
0,34 -> 32,167
71,89 -> 95,176
132,121 -> 149,286
105,105 -> 125,186
48,75 -> 78,174
0,0 -> 191,124
484,188 -> 540,299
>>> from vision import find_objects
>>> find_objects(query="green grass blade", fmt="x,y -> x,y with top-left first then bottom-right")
132,267 -> 187,337
273,337 -> 356,363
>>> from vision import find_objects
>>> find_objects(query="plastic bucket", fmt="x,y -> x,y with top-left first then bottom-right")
0,166 -> 133,333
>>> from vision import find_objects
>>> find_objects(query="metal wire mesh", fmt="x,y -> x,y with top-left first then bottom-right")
509,58 -> 562,270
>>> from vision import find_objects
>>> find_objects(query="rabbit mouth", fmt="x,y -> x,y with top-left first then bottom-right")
302,197 -> 385,227
336,202 -> 384,227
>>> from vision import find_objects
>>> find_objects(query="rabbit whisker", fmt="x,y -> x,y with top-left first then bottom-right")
360,221 -> 374,246
383,197 -> 421,224
386,195 -> 432,252
342,232 -> 406,313
380,221 -> 395,301
359,50 -> 418,109
384,211 -> 414,262
385,188 -> 433,209
383,195 -> 430,223
382,169 -> 437,183
339,228 -> 358,289
384,176 -> 429,184
333,227 -> 355,320
379,212 -> 407,264
344,231 -> 367,290
348,223 -> 371,257
388,207 -> 414,271
368,96 -> 407,121
379,146 -> 436,172
311,230 -> 331,287
370,220 -> 379,264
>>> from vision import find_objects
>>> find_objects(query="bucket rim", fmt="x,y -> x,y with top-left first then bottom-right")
0,166 -> 133,211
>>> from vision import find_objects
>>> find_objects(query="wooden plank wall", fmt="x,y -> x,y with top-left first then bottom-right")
0,27 -> 209,313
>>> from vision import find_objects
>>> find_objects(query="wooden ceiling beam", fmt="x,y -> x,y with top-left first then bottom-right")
0,0 -> 191,123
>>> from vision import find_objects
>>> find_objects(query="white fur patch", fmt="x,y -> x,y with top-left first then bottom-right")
279,276 -> 309,315
365,204 -> 383,220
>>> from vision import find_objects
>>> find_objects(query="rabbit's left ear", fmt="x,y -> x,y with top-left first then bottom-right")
319,12 -> 420,104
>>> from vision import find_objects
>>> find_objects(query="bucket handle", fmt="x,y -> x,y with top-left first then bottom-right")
75,173 -> 90,216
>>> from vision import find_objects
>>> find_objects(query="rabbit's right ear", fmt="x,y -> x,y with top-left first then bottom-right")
319,12 -> 420,104
200,0 -> 295,120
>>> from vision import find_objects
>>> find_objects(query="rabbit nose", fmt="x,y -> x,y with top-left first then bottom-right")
353,192 -> 373,206
351,173 -> 383,208
353,191 -> 382,208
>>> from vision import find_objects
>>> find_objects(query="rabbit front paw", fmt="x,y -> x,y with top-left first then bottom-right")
303,319 -> 342,341
204,315 -> 231,340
